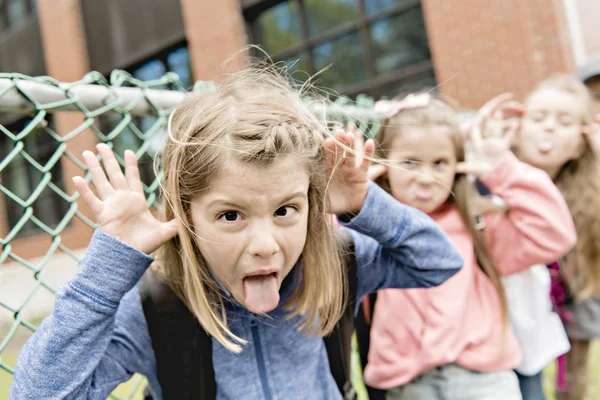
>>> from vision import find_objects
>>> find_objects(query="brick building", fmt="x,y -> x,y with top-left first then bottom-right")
0,0 -> 599,259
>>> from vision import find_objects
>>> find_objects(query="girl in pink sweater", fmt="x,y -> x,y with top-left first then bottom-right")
512,75 -> 600,400
361,94 -> 576,400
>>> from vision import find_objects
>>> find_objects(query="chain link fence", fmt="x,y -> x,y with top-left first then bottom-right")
0,70 -> 384,399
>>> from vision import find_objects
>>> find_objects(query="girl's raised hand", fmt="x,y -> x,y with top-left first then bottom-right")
73,143 -> 179,255
476,92 -> 523,140
346,121 -> 387,181
324,129 -> 374,215
583,113 -> 600,158
457,115 -> 517,178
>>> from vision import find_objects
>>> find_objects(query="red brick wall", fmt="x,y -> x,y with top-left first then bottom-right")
422,0 -> 575,108
180,0 -> 248,81
6,0 -> 99,259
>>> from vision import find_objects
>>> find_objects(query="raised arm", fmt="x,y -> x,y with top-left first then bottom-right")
10,144 -> 178,399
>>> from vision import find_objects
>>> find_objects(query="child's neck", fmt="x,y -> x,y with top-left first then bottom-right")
542,164 -> 563,181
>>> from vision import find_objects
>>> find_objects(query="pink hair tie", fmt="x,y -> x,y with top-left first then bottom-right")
373,93 -> 431,118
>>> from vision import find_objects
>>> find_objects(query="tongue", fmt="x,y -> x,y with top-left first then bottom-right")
539,141 -> 554,153
243,274 -> 280,314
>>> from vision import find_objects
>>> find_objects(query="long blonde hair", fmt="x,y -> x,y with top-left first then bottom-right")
373,97 -> 509,325
525,75 -> 600,300
152,66 -> 346,352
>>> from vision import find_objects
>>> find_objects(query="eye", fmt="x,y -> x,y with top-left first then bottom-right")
434,159 -> 449,168
529,111 -> 545,122
218,211 -> 241,222
401,159 -> 419,168
275,206 -> 297,217
558,115 -> 574,126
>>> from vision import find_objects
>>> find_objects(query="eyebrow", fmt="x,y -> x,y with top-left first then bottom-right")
205,191 -> 308,210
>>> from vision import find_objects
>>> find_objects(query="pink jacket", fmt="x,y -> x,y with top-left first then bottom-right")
364,153 -> 577,390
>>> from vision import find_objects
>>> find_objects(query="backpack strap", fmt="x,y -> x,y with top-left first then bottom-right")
139,270 -> 216,400
355,291 -> 385,400
324,230 -> 358,400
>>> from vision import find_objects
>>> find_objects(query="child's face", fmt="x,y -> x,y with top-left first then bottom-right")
386,126 -> 457,214
189,156 -> 310,314
517,88 -> 585,177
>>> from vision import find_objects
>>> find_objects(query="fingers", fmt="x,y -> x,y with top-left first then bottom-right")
324,137 -> 338,175
124,150 -> 145,195
338,130 -> 356,167
455,162 -> 475,175
361,139 -> 375,172
96,144 -> 128,191
160,218 -> 181,243
479,93 -> 514,118
83,150 -> 115,200
325,128 -> 370,177
368,163 -> 386,180
500,101 -> 524,117
347,122 -> 365,164
503,129 -> 515,149
469,122 -> 484,150
72,176 -> 103,214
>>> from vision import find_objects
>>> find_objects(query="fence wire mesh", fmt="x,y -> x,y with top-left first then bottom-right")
0,70 -> 381,399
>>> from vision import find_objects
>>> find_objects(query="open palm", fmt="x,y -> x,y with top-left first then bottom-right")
73,144 -> 179,255
457,115 -> 516,178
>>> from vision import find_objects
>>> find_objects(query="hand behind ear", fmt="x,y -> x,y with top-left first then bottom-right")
324,129 -> 374,215
583,114 -> 600,157
457,116 -> 518,178
476,93 -> 523,140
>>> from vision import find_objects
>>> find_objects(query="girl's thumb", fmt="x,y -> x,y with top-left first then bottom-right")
162,218 -> 181,241
368,164 -> 387,180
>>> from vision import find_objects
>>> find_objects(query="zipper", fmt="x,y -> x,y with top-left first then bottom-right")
251,320 -> 273,400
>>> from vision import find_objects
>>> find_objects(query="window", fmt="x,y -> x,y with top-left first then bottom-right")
97,45 -> 192,193
0,117 -> 70,238
246,0 -> 434,98
0,0 -> 35,32
131,46 -> 193,90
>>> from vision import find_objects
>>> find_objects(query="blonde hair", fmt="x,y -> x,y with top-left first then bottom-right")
525,74 -> 600,300
373,96 -> 509,325
152,66 -> 346,352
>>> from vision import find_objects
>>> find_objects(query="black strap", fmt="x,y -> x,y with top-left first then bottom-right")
324,230 -> 358,400
355,293 -> 386,400
140,271 -> 215,399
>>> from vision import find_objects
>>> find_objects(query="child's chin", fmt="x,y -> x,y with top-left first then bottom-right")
416,201 -> 441,214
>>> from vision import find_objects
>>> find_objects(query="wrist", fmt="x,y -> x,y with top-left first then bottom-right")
349,186 -> 368,215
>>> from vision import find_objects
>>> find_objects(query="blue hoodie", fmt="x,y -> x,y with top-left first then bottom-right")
10,182 -> 462,400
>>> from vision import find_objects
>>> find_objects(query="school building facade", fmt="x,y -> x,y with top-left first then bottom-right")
0,0 -> 599,259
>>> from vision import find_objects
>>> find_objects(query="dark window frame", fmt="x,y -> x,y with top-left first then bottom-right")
243,0 -> 434,97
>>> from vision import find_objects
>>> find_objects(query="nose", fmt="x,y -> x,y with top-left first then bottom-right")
416,166 -> 436,185
543,115 -> 556,132
247,224 -> 280,258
